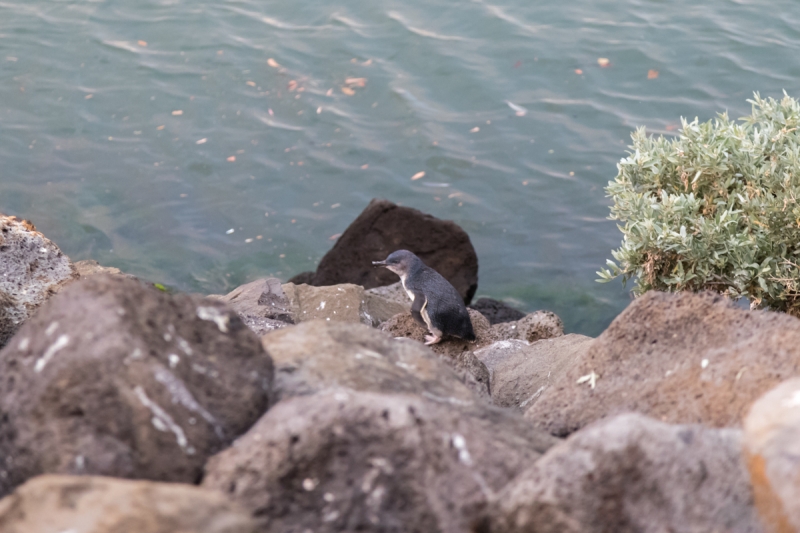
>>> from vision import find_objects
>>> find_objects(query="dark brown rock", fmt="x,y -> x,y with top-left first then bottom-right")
0,474 -> 256,533
525,291 -> 800,437
0,274 -> 274,497
484,413 -> 761,533
470,298 -> 525,325
0,215 -> 78,347
743,378 -> 800,532
298,199 -> 479,304
260,320 -> 480,404
474,334 -> 593,410
203,389 -> 560,533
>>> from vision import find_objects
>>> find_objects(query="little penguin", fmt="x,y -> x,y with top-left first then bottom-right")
373,250 -> 476,345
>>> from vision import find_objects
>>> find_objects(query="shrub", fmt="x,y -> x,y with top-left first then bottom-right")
598,92 -> 800,314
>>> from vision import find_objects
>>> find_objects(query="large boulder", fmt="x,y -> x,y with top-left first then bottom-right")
526,291 -> 800,437
743,377 -> 800,532
0,274 -> 274,497
0,215 -> 78,347
0,475 -> 256,533
260,320 -> 483,403
212,278 -> 293,335
474,334 -> 593,410
485,413 -> 761,533
203,389 -> 560,533
290,199 -> 479,304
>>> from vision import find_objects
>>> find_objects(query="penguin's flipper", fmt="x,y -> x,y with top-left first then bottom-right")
410,290 -> 427,327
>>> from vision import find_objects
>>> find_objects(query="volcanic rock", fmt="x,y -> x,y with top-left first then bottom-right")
470,298 -> 525,325
526,291 -> 800,437
290,199 -> 479,304
203,389 -> 560,533
0,214 -> 78,347
0,274 -> 273,497
486,413 -> 761,533
0,474 -> 256,533
474,334 -> 593,410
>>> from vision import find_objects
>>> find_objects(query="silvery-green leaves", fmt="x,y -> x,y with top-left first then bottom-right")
599,92 -> 800,314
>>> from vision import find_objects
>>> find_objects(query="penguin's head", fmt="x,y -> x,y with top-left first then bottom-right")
372,249 -> 422,277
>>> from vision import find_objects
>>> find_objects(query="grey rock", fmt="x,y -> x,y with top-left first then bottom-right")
283,282 -> 370,325
73,259 -> 129,279
364,282 -> 412,325
203,389 -> 560,533
216,278 -> 293,335
260,320 -> 479,405
0,274 -> 274,497
474,334 -> 592,410
0,215 -> 78,347
0,474 -> 257,533
489,311 -> 564,344
486,413 -> 761,533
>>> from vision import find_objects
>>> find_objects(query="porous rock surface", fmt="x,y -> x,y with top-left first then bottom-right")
474,334 -> 593,410
213,278 -> 293,335
73,259 -> 127,279
379,309 -> 492,396
290,199 -> 479,304
203,388 -> 560,533
0,215 -> 78,347
261,320 -> 479,404
743,377 -> 800,532
0,274 -> 274,497
526,291 -> 800,437
0,474 -> 256,533
485,413 -> 761,533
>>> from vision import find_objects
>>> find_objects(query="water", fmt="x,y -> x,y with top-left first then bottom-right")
1,0 -> 799,336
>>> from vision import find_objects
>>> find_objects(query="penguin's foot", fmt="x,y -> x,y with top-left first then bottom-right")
424,334 -> 442,345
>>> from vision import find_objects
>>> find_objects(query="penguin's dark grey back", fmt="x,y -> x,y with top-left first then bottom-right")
406,264 -> 475,340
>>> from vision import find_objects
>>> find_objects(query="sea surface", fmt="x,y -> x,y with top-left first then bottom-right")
2,0 -> 799,335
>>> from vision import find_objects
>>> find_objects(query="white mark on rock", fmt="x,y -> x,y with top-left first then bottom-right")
18,337 -> 29,351
735,367 -> 747,381
197,306 -> 229,333
519,385 -> 546,408
164,332 -> 173,342
452,434 -> 472,465
421,391 -> 473,406
74,455 -> 85,470
45,322 -> 59,337
303,478 -> 319,491
324,492 -> 335,502
177,337 -> 193,356
701,359 -> 709,369
34,334 -> 69,373
153,367 -> 222,438
323,510 -> 340,523
784,390 -> 800,407
168,354 -> 180,368
577,371 -> 598,389
394,361 -> 416,371
317,301 -> 326,310
134,386 -> 190,451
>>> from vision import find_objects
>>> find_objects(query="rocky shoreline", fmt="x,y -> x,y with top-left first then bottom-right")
0,201 -> 798,532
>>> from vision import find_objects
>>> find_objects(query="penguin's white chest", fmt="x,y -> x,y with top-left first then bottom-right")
400,276 -> 415,301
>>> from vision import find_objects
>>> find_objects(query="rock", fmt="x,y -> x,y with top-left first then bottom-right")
525,291 -> 800,437
380,309 -> 492,397
0,214 -> 78,348
260,320 -> 480,404
73,259 -> 127,279
203,389 -> 560,533
743,377 -> 800,532
470,298 -> 525,325
215,278 -> 293,335
486,413 -> 761,533
474,334 -> 593,410
364,282 -> 411,325
287,270 -> 315,285
296,199 -> 479,304
0,274 -> 274,497
0,474 -> 256,533
490,311 -> 564,344
283,282 -> 370,325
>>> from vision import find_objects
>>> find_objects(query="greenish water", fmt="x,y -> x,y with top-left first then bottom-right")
1,0 -> 799,335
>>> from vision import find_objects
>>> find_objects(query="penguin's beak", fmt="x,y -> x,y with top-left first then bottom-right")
372,260 -> 387,267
